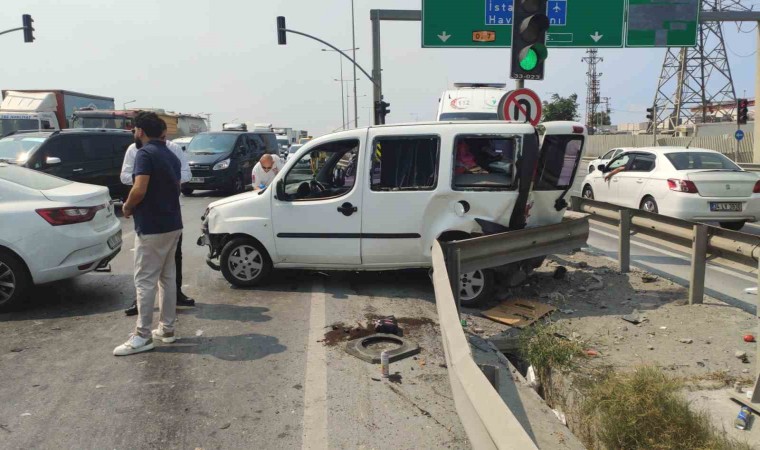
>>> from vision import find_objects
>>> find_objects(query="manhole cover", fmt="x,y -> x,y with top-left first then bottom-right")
345,333 -> 420,364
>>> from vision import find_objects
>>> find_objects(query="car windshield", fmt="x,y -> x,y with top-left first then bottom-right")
0,118 -> 43,137
0,134 -> 48,163
277,138 -> 289,146
289,145 -> 302,154
186,133 -> 237,154
0,163 -> 72,190
438,112 -> 499,121
665,152 -> 740,171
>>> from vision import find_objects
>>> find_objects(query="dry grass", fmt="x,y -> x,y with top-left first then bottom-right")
519,323 -> 585,377
581,366 -> 752,450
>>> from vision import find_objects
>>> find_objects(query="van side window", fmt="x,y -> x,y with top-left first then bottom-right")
533,136 -> 583,191
281,139 -> 359,201
370,136 -> 439,191
81,135 -> 114,160
452,136 -> 517,190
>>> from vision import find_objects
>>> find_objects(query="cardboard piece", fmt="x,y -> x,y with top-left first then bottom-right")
482,299 -> 556,328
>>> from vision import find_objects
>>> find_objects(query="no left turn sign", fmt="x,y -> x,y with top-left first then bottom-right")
497,89 -> 543,126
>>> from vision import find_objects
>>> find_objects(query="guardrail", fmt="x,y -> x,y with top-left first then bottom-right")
572,196 -> 760,404
431,213 -> 589,448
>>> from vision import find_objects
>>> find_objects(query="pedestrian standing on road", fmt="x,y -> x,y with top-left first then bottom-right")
252,154 -> 279,190
120,123 -> 196,316
114,112 -> 183,356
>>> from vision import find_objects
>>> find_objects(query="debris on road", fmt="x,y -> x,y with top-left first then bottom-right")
621,310 -> 645,325
20,413 -> 30,417
10,348 -> 23,353
195,330 -> 204,337
482,299 -> 555,328
678,338 -> 694,344
735,351 -> 749,363
345,333 -> 420,364
553,266 -> 568,280
219,423 -> 231,430
744,335 -> 756,343
581,275 -> 604,292
559,308 -> 575,315
641,274 -> 658,283
372,316 -> 399,335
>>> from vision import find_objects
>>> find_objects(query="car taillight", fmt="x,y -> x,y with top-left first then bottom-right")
36,205 -> 105,226
667,179 -> 699,194
572,126 -> 584,134
753,181 -> 760,194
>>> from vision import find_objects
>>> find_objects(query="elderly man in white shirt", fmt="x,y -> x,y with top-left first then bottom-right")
120,129 -> 196,316
251,154 -> 279,190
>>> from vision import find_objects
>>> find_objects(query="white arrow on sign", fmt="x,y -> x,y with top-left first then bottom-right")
438,31 -> 451,42
590,32 -> 603,42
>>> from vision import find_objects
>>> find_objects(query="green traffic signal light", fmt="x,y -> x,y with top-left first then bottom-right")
520,49 -> 538,70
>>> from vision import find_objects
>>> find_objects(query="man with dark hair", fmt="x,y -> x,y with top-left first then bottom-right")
120,120 -> 195,316
114,111 -> 183,356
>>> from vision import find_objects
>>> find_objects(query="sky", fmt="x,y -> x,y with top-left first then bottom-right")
1,0 -> 757,137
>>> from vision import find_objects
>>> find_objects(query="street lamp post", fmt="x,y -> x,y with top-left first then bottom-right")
323,48 -> 358,131
123,100 -> 136,110
350,0 -> 358,128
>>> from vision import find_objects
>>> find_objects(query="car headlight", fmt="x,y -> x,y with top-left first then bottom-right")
213,159 -> 230,171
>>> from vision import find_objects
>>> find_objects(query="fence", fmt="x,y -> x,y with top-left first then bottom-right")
431,213 -> 589,448
584,132 -> 754,163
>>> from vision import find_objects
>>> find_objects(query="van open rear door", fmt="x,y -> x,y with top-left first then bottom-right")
527,122 -> 586,227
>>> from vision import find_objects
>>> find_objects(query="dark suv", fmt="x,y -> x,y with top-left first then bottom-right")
182,129 -> 279,195
0,128 -> 134,199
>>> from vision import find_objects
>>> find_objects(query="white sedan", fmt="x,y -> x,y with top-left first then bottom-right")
0,163 -> 122,310
587,147 -> 629,173
581,147 -> 760,230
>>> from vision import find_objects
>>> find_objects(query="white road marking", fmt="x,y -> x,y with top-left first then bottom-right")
301,280 -> 328,449
590,226 -> 757,283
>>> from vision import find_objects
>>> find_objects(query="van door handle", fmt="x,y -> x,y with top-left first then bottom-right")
636,179 -> 644,184
72,168 -> 84,172
337,202 -> 358,217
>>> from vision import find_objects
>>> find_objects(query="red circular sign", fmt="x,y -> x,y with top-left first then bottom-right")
498,88 -> 543,126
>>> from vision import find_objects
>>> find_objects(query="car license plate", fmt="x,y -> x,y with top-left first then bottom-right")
710,202 -> 742,212
107,230 -> 122,249
191,177 -> 204,183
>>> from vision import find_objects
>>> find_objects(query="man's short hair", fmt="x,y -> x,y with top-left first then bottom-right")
260,154 -> 274,163
134,111 -> 165,138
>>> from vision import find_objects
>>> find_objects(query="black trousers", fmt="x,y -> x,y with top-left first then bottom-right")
175,232 -> 183,293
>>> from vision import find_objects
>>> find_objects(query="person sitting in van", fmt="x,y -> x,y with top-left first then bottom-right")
455,141 -> 486,175
252,154 -> 278,190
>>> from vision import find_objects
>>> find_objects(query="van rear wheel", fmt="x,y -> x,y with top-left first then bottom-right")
220,237 -> 272,287
458,269 -> 494,308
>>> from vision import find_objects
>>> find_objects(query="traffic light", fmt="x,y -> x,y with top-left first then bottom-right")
374,100 -> 390,124
276,16 -> 286,45
510,0 -> 549,80
737,98 -> 749,125
22,14 -> 34,43
646,107 -> 655,122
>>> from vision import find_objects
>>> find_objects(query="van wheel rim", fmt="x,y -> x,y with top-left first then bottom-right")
0,262 -> 16,302
583,187 -> 593,199
227,245 -> 263,281
460,270 -> 485,302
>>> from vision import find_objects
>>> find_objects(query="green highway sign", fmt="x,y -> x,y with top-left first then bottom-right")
626,0 -> 700,47
422,0 -> 625,48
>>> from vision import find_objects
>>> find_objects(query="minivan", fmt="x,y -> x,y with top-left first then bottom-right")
199,121 -> 586,306
183,127 -> 279,195
0,128 -> 134,199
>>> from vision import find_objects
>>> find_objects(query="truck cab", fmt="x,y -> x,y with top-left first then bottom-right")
199,121 -> 586,305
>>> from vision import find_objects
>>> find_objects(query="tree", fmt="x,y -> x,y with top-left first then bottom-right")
542,93 -> 580,121
591,111 -> 612,126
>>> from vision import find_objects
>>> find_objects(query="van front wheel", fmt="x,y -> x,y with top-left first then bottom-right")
220,237 -> 272,287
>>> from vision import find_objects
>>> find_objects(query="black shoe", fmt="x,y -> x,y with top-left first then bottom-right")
124,302 -> 138,316
177,293 -> 195,307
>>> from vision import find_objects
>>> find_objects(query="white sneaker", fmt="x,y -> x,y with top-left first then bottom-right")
152,328 -> 177,343
113,334 -> 154,356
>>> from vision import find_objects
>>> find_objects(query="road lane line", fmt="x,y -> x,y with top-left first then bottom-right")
590,226 -> 757,283
301,280 -> 328,449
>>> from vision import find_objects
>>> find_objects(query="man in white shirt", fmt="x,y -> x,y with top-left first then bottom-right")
252,154 -> 279,190
120,127 -> 196,316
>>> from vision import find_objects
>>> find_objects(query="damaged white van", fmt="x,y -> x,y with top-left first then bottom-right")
198,121 -> 586,305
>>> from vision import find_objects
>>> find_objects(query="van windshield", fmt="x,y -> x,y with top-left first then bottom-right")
0,134 -> 47,163
187,133 -> 237,155
439,112 -> 498,121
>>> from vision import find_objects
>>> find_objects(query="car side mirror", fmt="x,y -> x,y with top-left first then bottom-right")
597,164 -> 606,172
276,179 -> 287,200
46,157 -> 61,166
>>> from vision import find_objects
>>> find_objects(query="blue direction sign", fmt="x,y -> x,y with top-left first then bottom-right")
735,129 -> 745,141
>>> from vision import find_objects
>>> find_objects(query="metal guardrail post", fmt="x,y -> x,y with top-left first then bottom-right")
689,224 -> 708,305
619,209 -> 631,273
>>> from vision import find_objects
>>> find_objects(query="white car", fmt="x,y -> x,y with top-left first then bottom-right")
587,147 -> 629,174
172,136 -> 194,151
581,147 -> 760,230
199,121 -> 587,306
0,163 -> 122,310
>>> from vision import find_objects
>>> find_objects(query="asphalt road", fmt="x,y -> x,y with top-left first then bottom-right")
570,165 -> 759,314
0,193 -> 467,450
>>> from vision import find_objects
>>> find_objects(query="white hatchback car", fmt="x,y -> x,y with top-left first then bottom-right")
199,121 -> 587,306
581,147 -> 760,230
0,163 -> 122,310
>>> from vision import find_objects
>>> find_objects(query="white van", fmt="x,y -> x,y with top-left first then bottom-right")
437,83 -> 508,121
199,121 -> 586,305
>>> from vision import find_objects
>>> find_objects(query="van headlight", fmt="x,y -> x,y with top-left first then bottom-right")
213,159 -> 230,171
